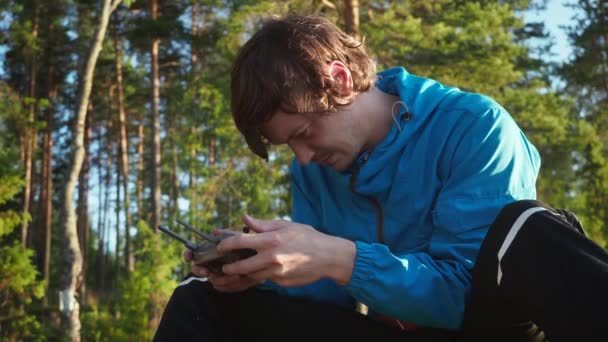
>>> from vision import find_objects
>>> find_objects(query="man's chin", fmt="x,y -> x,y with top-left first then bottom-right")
331,157 -> 354,172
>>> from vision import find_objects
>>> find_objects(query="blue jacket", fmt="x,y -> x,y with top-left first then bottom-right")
270,67 -> 540,329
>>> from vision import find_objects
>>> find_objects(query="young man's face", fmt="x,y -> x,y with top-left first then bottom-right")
260,109 -> 364,171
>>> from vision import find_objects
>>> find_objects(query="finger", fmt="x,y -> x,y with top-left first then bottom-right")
191,263 -> 209,277
246,265 -> 282,284
212,228 -> 238,236
243,214 -> 284,233
183,249 -> 193,262
217,232 -> 279,252
222,252 -> 273,275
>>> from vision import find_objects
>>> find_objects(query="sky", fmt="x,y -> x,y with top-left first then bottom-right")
524,0 -> 579,63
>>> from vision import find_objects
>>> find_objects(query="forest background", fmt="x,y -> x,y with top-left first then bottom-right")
0,0 -> 606,340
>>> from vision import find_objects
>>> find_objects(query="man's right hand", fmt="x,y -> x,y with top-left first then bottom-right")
183,249 -> 262,293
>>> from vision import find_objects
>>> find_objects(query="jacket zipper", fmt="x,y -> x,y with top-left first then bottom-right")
350,151 -> 409,328
349,151 -> 385,244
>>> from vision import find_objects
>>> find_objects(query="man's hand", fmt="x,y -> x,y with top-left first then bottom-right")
217,215 -> 356,287
184,249 -> 263,292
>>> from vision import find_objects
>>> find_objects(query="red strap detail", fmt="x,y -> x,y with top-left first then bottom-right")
375,314 -> 418,331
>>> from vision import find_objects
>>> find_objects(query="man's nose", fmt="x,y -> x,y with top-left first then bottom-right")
289,141 -> 314,165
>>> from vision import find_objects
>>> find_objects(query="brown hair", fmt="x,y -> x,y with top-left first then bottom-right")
230,14 -> 376,160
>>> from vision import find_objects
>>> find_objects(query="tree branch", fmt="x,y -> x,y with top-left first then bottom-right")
111,0 -> 122,12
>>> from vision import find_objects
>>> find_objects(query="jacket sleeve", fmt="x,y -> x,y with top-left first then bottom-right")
344,105 -> 540,329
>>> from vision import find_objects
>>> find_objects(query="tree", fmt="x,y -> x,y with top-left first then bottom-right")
150,0 -> 162,233
112,15 -> 135,271
0,83 -> 45,342
343,0 -> 360,41
58,0 -> 122,340
20,0 -> 39,248
560,0 -> 608,245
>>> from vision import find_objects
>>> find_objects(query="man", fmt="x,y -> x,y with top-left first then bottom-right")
154,14 -> 606,341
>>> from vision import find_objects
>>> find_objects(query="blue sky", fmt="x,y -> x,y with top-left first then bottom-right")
524,0 -> 578,62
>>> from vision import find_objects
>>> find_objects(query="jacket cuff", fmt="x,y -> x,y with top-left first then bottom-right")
345,241 -> 376,292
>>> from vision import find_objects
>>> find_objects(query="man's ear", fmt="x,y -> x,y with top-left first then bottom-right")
328,60 -> 354,99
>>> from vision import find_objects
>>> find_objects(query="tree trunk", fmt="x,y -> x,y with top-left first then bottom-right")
168,118 -> 178,221
21,0 -> 39,247
40,80 -> 55,307
59,1 -> 121,340
190,2 -> 198,67
107,84 -> 118,289
343,0 -> 360,41
189,126 -> 196,237
77,104 -> 92,306
150,0 -> 161,232
209,139 -> 215,166
102,121 -> 113,292
40,15 -> 56,306
115,156 -> 121,282
103,144 -> 112,286
113,27 -> 133,271
137,109 -> 144,223
188,4 -> 198,231
96,124 -> 106,297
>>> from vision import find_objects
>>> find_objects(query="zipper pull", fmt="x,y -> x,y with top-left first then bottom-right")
358,151 -> 370,165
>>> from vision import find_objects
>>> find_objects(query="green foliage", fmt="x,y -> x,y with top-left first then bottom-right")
0,313 -> 45,342
363,1 -> 525,94
81,306 -> 117,342
0,107 -> 45,341
558,0 -> 608,245
0,242 -> 45,301
81,221 -> 180,341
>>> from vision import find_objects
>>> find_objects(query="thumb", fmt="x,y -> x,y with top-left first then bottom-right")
243,214 -> 283,233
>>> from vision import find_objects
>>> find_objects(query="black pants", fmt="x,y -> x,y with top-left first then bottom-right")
152,276 -> 455,341
460,200 -> 608,342
154,200 -> 608,341
154,278 -> 454,342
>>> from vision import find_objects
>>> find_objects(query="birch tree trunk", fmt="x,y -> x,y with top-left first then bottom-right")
59,0 -> 121,340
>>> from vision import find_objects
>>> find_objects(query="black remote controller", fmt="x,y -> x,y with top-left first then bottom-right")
158,221 -> 257,275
